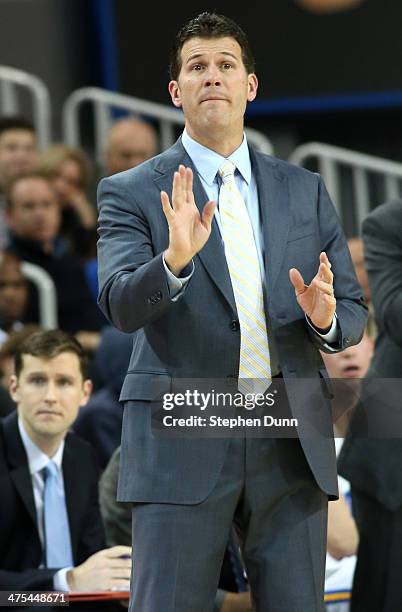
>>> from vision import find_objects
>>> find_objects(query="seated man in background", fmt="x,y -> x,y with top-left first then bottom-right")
0,117 -> 38,249
4,172 -> 105,349
0,330 -> 131,606
0,251 -> 29,346
103,117 -> 158,176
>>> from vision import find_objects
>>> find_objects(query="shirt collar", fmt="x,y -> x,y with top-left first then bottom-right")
181,129 -> 251,186
18,416 -> 65,476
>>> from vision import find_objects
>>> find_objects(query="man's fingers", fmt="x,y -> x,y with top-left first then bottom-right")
289,268 -> 306,293
185,166 -> 193,198
103,545 -> 132,558
161,191 -> 175,222
320,251 -> 331,266
314,278 -> 335,296
318,262 -> 333,284
172,169 -> 185,208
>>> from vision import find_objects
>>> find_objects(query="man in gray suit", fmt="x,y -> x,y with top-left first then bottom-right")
97,12 -> 367,612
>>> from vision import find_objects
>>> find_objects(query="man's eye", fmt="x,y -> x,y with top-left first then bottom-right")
58,379 -> 71,386
222,63 -> 232,70
31,377 -> 46,385
192,64 -> 203,71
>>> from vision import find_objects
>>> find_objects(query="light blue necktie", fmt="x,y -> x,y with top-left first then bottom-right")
43,460 -> 74,568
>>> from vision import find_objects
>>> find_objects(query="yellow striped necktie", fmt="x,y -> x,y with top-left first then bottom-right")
218,160 -> 271,396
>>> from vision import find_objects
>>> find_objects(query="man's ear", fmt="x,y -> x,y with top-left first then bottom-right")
168,81 -> 182,108
247,74 -> 258,103
9,375 -> 19,403
79,379 -> 93,408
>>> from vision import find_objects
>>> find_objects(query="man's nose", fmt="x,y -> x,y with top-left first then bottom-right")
44,382 -> 57,402
204,65 -> 222,87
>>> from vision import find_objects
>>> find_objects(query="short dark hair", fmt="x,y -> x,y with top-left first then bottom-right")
169,12 -> 255,80
0,116 -> 35,138
14,329 -> 88,380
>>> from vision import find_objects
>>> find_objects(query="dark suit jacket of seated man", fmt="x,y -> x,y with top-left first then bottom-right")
96,12 -> 368,612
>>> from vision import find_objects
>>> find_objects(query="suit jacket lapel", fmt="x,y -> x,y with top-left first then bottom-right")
153,139 -> 236,312
250,149 -> 290,301
3,413 -> 38,528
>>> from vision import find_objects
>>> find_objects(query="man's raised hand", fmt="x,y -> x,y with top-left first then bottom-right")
162,165 -> 216,276
289,251 -> 336,331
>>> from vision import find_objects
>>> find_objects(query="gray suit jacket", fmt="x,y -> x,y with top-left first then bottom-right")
97,139 -> 367,504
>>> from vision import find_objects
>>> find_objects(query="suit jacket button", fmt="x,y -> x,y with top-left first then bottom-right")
230,319 -> 240,331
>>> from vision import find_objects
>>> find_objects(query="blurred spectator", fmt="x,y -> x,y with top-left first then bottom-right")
0,329 -> 131,608
347,238 -> 370,305
104,117 -> 158,175
0,117 -> 38,249
36,145 -> 97,259
5,173 -> 105,345
321,330 -> 374,437
0,251 -> 28,345
100,447 -> 252,612
73,326 -> 133,469
83,117 -> 159,303
321,331 -> 373,611
347,237 -> 376,339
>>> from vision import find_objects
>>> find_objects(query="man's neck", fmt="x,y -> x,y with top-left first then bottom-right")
20,417 -> 65,458
186,125 -> 244,158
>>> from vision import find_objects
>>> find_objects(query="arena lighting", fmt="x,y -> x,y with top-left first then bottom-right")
294,0 -> 366,13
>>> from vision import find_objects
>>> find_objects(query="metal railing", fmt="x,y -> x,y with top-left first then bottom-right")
62,86 -> 274,163
0,65 -> 52,149
21,262 -> 58,329
289,142 -> 402,233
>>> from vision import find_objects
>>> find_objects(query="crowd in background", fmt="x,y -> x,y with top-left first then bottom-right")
0,110 -> 399,612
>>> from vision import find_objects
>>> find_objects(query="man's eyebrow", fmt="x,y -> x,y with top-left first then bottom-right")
55,373 -> 76,380
185,51 -> 239,64
26,371 -> 47,377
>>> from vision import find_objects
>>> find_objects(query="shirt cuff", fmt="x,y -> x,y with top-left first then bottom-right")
53,567 -> 72,592
162,255 -> 194,301
306,313 -> 338,343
